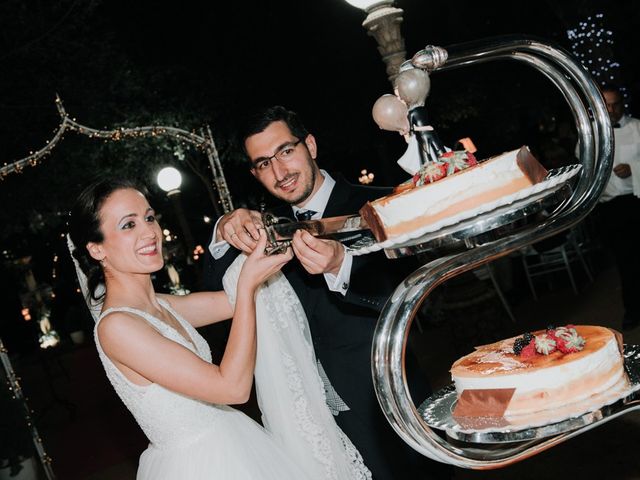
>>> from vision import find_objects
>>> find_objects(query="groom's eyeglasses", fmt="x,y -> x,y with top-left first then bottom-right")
250,140 -> 303,172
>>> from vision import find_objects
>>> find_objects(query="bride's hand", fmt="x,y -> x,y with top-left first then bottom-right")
238,230 -> 293,291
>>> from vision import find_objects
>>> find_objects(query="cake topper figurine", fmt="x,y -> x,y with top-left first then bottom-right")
395,64 -> 446,166
372,46 -> 449,174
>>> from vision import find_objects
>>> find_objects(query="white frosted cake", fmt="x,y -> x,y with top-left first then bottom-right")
359,146 -> 548,242
450,325 -> 626,418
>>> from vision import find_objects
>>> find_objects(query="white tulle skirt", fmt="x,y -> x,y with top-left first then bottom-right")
136,409 -> 308,479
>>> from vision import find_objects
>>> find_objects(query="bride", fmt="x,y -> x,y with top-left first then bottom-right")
67,178 -> 370,479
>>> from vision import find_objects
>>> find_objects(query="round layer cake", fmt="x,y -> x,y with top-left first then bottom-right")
450,325 -> 625,417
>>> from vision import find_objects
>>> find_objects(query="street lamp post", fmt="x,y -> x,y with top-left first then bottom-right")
157,167 -> 195,262
343,0 -> 406,84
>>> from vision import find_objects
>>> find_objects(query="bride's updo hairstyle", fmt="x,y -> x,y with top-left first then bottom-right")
68,177 -> 147,300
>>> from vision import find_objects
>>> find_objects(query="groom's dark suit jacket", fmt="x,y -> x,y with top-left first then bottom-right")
202,175 -> 449,480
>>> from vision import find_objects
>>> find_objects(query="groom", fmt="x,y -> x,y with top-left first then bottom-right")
203,105 -> 450,479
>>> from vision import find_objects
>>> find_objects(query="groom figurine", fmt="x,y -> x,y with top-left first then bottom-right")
203,105 -> 450,480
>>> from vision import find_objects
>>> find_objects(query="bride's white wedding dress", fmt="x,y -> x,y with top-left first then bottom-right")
92,255 -> 371,480
95,298 -> 307,479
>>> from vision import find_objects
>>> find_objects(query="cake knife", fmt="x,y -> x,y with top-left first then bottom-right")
261,211 -> 374,255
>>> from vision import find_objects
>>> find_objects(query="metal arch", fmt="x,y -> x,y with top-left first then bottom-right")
371,36 -> 614,468
0,96 -> 234,215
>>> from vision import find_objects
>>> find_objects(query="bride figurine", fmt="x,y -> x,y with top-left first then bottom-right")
67,178 -> 370,479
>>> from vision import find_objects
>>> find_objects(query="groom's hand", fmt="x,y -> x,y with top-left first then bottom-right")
291,230 -> 344,276
217,208 -> 264,254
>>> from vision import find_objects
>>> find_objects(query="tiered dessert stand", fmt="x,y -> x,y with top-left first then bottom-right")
368,36 -> 640,468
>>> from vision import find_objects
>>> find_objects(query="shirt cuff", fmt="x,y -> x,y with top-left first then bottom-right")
324,246 -> 352,296
208,217 -> 230,260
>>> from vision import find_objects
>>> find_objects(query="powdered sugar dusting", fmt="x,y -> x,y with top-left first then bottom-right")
475,350 -> 524,375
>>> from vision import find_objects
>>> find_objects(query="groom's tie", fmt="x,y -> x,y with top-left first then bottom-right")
295,209 -> 317,221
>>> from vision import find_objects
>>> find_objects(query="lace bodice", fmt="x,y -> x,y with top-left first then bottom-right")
94,298 -> 233,449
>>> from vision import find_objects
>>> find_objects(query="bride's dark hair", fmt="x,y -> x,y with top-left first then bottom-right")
68,177 -> 147,301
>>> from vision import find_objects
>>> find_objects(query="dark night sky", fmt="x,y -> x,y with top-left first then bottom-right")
3,1 -> 639,142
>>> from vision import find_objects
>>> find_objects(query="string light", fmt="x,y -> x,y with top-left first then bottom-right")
0,95 -> 234,214
566,13 -> 627,106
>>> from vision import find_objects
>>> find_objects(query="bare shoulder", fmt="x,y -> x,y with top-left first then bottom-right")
97,310 -> 152,344
98,310 -> 134,331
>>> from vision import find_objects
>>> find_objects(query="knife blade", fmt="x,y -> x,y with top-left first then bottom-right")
262,213 -> 375,254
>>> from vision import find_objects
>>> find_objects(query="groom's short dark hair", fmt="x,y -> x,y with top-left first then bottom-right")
237,106 -> 309,166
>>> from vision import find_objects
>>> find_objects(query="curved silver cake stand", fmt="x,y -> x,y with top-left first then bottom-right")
369,36 -> 617,469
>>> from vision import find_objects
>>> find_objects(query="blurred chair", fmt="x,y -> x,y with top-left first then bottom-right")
473,261 -> 516,323
569,216 -> 603,273
520,228 -> 594,300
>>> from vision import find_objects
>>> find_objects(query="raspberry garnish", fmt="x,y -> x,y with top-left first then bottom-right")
519,342 -> 537,359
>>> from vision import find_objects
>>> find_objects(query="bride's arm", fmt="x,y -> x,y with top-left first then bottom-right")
99,233 -> 292,404
157,291 -> 234,328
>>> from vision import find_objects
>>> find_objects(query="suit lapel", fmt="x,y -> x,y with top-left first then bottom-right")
323,175 -> 357,217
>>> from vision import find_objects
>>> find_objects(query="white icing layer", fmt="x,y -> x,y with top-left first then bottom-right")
375,149 -> 522,227
452,336 -> 621,393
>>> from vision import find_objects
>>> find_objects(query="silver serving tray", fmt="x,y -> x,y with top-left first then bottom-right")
418,344 -> 640,444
